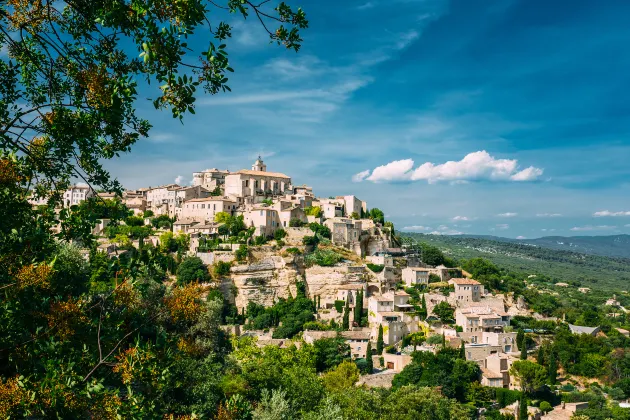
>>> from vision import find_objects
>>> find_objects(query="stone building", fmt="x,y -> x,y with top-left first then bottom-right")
192,168 -> 230,191
180,196 -> 238,222
402,267 -> 430,287
224,157 -> 292,199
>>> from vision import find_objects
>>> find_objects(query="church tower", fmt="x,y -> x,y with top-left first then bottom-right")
252,156 -> 267,172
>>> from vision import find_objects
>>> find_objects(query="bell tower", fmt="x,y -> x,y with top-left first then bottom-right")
252,155 -> 267,172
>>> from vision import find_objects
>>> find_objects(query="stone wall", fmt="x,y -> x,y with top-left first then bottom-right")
284,227 -> 312,246
305,264 -> 367,308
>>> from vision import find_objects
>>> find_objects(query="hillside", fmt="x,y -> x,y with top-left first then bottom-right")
402,233 -> 630,291
458,234 -> 630,259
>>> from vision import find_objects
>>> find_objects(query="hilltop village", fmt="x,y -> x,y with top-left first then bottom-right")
25,158 -> 630,419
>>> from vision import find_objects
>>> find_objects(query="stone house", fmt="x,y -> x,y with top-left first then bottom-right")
382,353 -> 413,371
335,195 -> 366,217
302,330 -> 371,359
173,218 -> 199,233
324,217 -> 362,249
402,267 -> 430,287
63,184 -> 94,206
224,158 -> 291,198
145,184 -> 180,216
319,199 -> 344,219
181,197 -> 238,223
450,278 -> 484,304
455,307 -> 510,334
336,284 -> 366,307
368,292 -> 419,345
192,168 -> 230,191
366,253 -> 394,267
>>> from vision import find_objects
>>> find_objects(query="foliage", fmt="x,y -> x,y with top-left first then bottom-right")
539,401 -> 552,413
235,244 -> 248,262
177,256 -> 210,284
322,361 -> 358,392
285,247 -> 302,255
432,301 -> 455,323
305,248 -> 343,267
309,222 -> 331,239
509,361 -> 547,395
302,235 -> 319,246
377,325 -> 384,355
214,261 -> 232,277
274,229 -> 287,241
350,212 -> 360,219
313,336 -> 349,372
367,263 -> 384,273
143,210 -> 154,218
334,300 -> 345,313
368,208 -> 385,225
366,342 -> 374,374
304,206 -> 322,218
289,218 -> 306,227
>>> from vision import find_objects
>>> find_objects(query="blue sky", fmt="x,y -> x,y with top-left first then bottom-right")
107,0 -> 630,239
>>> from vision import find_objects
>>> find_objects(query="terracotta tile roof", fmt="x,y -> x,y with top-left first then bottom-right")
451,278 -> 481,285
235,169 -> 291,179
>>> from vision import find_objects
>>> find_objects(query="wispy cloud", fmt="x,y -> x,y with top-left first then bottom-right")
356,151 -> 544,183
402,225 -> 432,231
357,1 -> 376,10
174,175 -> 187,185
395,30 -> 419,49
352,170 -> 371,183
570,225 -> 617,231
497,212 -> 518,218
593,210 -> 630,217
452,216 -> 471,221
516,236 -> 526,239
146,133 -> 181,144
536,213 -> 563,217
496,224 -> 510,230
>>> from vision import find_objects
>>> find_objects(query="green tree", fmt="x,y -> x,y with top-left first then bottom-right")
419,294 -> 428,320
177,256 -> 210,284
377,325 -> 384,355
353,290 -> 363,325
516,329 -> 525,352
539,401 -> 552,413
366,341 -> 374,374
322,360 -> 360,392
459,340 -> 466,360
314,336 -> 350,372
537,346 -> 545,366
433,301 -> 455,323
520,335 -> 528,360
350,212 -> 360,219
369,208 -> 385,225
215,211 -> 231,224
518,394 -> 528,420
510,360 -> 547,395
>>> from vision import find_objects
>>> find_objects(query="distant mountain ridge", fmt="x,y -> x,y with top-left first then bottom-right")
401,233 -> 630,291
455,234 -> 630,259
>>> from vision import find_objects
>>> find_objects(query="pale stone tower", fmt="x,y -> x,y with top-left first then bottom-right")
252,156 -> 267,172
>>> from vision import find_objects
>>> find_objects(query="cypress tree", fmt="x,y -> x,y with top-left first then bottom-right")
520,336 -> 528,360
353,292 -> 361,324
518,394 -> 528,420
366,342 -> 373,373
537,346 -> 545,366
317,295 -> 320,309
358,290 -> 364,323
419,294 -> 427,320
548,351 -> 558,385
343,298 -> 350,330
459,340 -> 466,360
516,329 -> 525,351
442,332 -> 446,348
377,325 -> 384,355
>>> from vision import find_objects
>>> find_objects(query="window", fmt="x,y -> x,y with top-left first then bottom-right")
260,210 -> 263,216
201,204 -> 205,209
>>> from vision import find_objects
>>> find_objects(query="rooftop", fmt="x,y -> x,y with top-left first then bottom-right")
235,169 -> 291,179
451,278 -> 481,285
186,196 -> 235,203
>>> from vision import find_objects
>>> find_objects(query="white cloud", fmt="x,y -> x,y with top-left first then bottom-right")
570,225 -> 617,231
626,224 -> 630,228
365,159 -> 414,183
541,228 -> 556,232
496,224 -> 509,230
357,1 -> 376,10
402,225 -> 432,231
593,210 -> 630,217
452,216 -> 470,221
497,212 -> 518,218
174,175 -> 187,185
352,170 -> 371,183
358,151 -> 543,183
429,229 -> 463,235
536,213 -> 563,217
516,236 -> 526,239
395,30 -> 419,50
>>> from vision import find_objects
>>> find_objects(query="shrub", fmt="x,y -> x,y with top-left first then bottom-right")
302,236 -> 319,246
235,244 -> 248,262
253,235 -> 267,246
274,229 -> 287,240
309,222 -> 331,239
177,256 -> 210,284
305,249 -> 342,267
289,218 -> 306,227
385,345 -> 397,354
285,247 -> 302,255
214,261 -> 232,276
276,239 -> 285,248
143,210 -> 154,217
125,215 -> 145,226
304,206 -> 322,217
334,300 -> 345,313
366,263 -> 384,273
539,401 -> 552,413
